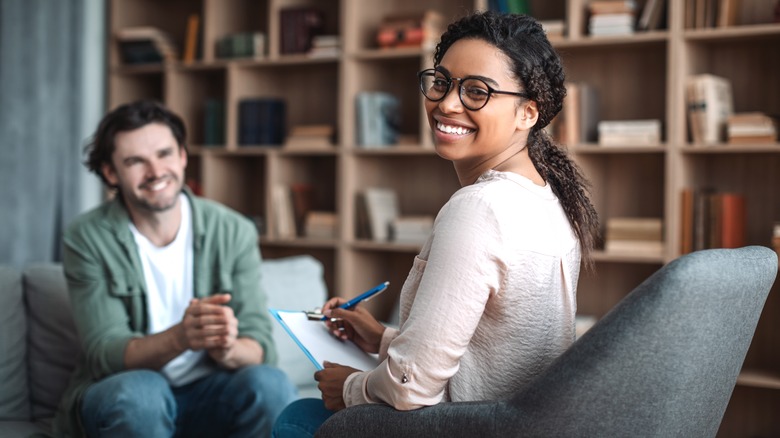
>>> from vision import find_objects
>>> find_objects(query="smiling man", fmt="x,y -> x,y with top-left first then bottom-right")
56,100 -> 296,437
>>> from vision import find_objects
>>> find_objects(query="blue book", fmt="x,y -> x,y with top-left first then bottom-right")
355,92 -> 400,148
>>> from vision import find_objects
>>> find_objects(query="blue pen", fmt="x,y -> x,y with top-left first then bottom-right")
320,281 -> 390,321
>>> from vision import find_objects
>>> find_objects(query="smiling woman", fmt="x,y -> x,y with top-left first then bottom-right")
272,11 -> 600,438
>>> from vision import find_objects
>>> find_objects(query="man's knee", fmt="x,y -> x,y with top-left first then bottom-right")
227,365 -> 297,410
83,370 -> 174,416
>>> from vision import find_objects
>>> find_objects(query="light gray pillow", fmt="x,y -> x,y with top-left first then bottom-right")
0,265 -> 30,421
23,264 -> 80,420
261,255 -> 328,390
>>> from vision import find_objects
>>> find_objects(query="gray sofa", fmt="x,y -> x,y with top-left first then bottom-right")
0,256 -> 328,437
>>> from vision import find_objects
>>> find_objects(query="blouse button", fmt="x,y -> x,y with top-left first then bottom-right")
401,373 -> 408,384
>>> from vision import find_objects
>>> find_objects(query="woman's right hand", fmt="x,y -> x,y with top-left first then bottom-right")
321,297 -> 386,354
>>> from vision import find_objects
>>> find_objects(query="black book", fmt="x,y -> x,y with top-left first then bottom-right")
238,99 -> 286,146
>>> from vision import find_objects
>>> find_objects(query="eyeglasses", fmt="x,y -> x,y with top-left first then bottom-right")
418,68 -> 530,111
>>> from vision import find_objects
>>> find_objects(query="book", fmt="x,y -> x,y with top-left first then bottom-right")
269,309 -> 380,371
637,0 -> 666,30
363,187 -> 399,241
280,7 -> 324,55
606,217 -> 663,241
183,14 -> 200,63
355,92 -> 400,148
562,82 -> 600,145
115,27 -> 178,64
726,112 -> 778,143
588,0 -> 637,15
203,99 -> 225,146
272,185 -> 296,239
238,99 -> 286,146
290,183 -> 314,237
598,119 -> 662,146
680,188 -> 695,254
604,239 -> 665,256
687,74 -> 733,145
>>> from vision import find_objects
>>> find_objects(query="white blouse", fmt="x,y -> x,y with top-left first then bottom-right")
343,170 -> 581,409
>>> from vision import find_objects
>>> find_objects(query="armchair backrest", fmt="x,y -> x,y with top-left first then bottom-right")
316,246 -> 778,438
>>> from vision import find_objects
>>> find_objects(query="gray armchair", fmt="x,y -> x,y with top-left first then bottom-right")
316,246 -> 778,438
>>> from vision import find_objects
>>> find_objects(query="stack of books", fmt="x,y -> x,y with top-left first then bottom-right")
284,124 -> 335,150
597,119 -> 662,146
726,112 -> 778,144
376,10 -> 444,50
391,216 -> 434,244
308,35 -> 340,58
605,217 -> 664,257
216,32 -> 266,59
115,27 -> 178,64
686,74 -> 733,145
305,211 -> 338,239
539,20 -> 565,39
588,0 -> 637,36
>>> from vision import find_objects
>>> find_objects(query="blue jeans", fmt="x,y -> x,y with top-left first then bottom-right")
272,398 -> 334,438
81,365 -> 297,438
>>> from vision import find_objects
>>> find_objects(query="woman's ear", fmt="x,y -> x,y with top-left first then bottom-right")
516,100 -> 539,130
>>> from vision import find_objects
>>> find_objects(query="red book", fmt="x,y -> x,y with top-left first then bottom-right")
720,193 -> 746,248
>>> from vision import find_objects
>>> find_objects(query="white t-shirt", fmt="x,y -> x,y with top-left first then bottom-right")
130,194 -> 214,386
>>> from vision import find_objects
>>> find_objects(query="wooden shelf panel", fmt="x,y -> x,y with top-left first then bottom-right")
737,369 -> 780,391
683,144 -> 780,153
591,250 -> 666,264
571,144 -> 667,154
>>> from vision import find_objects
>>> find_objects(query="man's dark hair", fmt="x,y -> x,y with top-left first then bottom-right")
84,99 -> 188,188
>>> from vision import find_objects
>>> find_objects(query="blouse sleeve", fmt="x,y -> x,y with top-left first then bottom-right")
343,190 -> 507,409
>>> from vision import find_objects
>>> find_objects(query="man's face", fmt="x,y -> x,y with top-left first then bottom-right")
101,122 -> 187,216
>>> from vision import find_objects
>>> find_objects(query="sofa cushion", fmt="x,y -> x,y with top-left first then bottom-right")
0,265 -> 30,421
261,255 -> 328,393
23,264 -> 81,420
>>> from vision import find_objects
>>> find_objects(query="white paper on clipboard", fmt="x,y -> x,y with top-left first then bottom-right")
269,309 -> 380,371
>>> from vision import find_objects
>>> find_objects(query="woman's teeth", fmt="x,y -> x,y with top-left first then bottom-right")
437,122 -> 474,135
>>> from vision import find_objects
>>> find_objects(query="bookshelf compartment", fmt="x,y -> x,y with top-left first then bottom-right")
109,72 -> 164,109
684,37 -> 780,119
203,0 -> 269,62
201,154 -> 267,234
168,67 -> 227,146
345,57 -> 428,147
682,153 -> 780,247
349,155 -> 459,239
109,0 -> 202,68
230,62 -> 340,147
561,43 -> 668,123
742,282 -> 780,380
345,0 -> 475,52
576,262 -> 661,319
573,153 -> 665,226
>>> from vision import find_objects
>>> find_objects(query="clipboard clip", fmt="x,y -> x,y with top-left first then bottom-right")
305,311 -> 326,321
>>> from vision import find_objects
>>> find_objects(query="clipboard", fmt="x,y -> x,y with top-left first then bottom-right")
269,308 -> 380,371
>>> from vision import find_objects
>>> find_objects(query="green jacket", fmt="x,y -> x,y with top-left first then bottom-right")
54,189 -> 277,437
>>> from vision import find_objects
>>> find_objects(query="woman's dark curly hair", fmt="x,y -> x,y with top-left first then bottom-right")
434,11 -> 600,264
84,100 -> 187,189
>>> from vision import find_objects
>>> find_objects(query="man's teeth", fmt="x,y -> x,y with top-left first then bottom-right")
437,122 -> 474,135
147,180 -> 168,191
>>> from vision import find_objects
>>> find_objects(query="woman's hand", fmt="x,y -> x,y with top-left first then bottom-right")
315,361 -> 360,411
321,297 -> 386,353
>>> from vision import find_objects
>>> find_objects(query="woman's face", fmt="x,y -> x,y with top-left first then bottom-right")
424,38 -> 534,170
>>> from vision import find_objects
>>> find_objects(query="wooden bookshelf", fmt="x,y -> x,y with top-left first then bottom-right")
107,0 -> 780,435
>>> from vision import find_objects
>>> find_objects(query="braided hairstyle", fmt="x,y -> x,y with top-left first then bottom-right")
433,11 -> 600,263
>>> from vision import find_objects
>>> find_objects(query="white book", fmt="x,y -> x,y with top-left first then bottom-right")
364,187 -> 399,241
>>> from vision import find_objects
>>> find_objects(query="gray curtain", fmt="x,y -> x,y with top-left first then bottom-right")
0,0 -> 103,268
